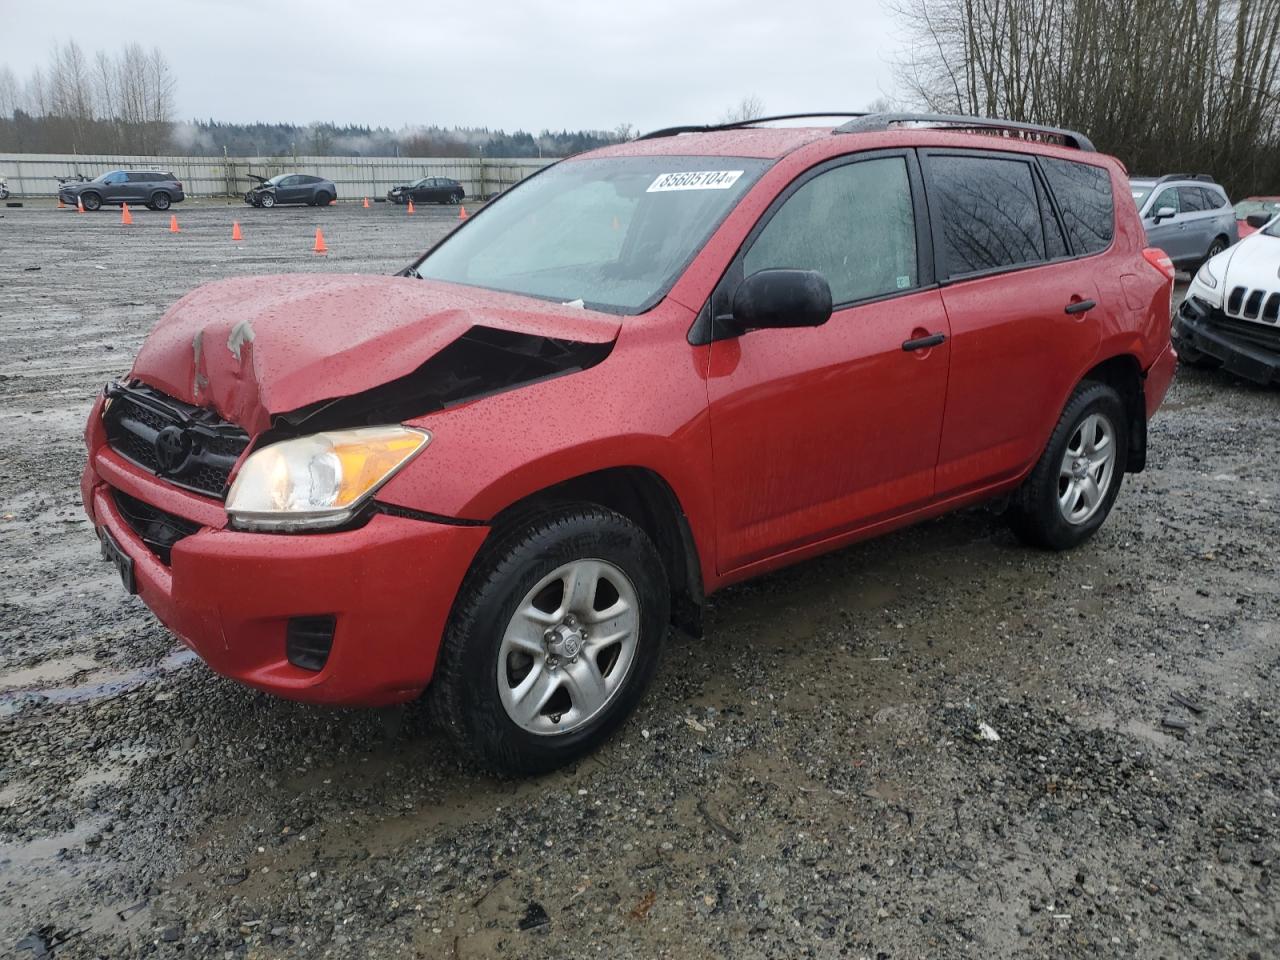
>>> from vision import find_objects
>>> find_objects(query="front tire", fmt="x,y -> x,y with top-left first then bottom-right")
430,505 -> 669,775
80,191 -> 102,211
1007,381 -> 1128,550
260,193 -> 275,208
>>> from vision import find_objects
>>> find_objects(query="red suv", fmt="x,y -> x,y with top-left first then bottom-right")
82,114 -> 1177,774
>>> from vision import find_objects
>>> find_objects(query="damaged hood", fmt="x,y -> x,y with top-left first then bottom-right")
130,274 -> 621,435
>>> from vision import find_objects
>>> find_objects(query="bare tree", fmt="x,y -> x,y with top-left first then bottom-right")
719,95 -> 765,123
887,0 -> 1280,194
0,66 -> 19,118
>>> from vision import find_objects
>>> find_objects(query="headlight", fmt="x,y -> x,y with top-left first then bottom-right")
226,425 -> 430,531
1195,259 -> 1219,289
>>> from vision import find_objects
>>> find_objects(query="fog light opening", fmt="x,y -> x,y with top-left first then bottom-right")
286,616 -> 337,672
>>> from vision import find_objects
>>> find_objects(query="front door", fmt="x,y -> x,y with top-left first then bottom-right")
1144,184 -> 1186,261
706,152 -> 951,572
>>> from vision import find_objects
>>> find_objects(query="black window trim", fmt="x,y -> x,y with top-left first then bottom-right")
920,147 -> 1113,285
1033,153 -> 1116,261
689,147 -> 936,345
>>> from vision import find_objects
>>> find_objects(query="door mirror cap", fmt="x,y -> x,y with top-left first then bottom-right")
1153,205 -> 1177,222
729,269 -> 833,334
1245,213 -> 1272,229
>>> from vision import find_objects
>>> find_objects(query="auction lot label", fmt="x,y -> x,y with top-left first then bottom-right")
647,170 -> 744,192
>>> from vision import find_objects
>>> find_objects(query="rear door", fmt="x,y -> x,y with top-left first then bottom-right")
1177,185 -> 1214,261
706,150 -> 952,571
923,149 -> 1104,497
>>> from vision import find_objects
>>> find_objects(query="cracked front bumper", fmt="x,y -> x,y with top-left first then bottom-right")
1173,297 -> 1280,385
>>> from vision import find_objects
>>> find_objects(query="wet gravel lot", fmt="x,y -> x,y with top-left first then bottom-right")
1,202 -> 1277,959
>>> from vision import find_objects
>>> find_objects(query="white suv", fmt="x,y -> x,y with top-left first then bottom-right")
1176,210 -> 1280,383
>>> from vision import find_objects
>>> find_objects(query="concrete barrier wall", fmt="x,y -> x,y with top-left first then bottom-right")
0,154 -> 553,199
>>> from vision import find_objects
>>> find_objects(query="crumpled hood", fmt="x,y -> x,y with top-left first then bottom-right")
130,274 -> 621,435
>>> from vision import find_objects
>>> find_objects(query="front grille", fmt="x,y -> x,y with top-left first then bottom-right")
112,489 -> 201,565
102,381 -> 250,499
1226,285 -> 1280,323
1206,312 -> 1280,350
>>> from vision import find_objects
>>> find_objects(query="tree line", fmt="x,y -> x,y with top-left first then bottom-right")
0,42 -> 625,159
889,0 -> 1280,196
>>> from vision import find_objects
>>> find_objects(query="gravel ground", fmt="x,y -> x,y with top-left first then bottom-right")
1,203 -> 1277,959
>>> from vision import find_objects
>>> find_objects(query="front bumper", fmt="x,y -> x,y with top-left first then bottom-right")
81,421 -> 489,707
1174,297 -> 1280,385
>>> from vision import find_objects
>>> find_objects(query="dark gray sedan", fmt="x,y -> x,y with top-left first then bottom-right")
245,174 -> 338,208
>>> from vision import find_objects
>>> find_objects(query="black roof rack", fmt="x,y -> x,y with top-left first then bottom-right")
833,113 -> 1095,151
637,113 -> 870,141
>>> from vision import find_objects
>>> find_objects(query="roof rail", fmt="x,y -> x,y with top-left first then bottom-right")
637,113 -> 869,141
833,113 -> 1096,152
1138,172 -> 1217,185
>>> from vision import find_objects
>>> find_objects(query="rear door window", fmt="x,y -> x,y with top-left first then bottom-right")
1197,186 -> 1226,210
1039,157 -> 1114,255
925,154 -> 1047,278
744,155 -> 918,305
1178,186 -> 1209,212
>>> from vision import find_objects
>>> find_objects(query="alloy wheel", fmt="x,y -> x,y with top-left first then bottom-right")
497,558 -> 640,736
1058,412 -> 1117,525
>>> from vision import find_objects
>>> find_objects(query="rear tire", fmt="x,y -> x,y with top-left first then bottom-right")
81,191 -> 101,211
151,191 -> 171,211
315,191 -> 333,206
430,505 -> 669,775
1007,381 -> 1128,550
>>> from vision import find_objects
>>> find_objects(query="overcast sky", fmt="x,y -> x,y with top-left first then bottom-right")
0,0 -> 904,132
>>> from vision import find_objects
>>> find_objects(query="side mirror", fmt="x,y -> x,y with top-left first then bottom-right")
1152,206 -> 1177,223
1246,213 -> 1272,229
728,269 -> 833,334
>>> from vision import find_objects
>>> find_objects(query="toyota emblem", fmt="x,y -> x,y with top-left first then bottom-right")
154,425 -> 192,474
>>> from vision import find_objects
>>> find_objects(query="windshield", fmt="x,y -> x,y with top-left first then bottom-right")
94,171 -> 121,183
413,178 -> 430,187
1130,182 -> 1154,207
413,155 -> 769,314
1235,198 -> 1280,219
1265,219 -> 1280,239
266,174 -> 287,186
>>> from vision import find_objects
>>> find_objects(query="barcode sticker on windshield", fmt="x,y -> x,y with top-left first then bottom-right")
647,170 -> 744,192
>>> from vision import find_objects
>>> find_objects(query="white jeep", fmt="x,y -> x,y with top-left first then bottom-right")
1176,211 -> 1280,384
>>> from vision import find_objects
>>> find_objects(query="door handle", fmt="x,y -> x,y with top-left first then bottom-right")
901,332 -> 946,351
1064,299 -> 1096,315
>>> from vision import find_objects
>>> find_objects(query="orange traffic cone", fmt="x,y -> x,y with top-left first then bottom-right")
458,205 -> 468,220
121,202 -> 133,225
406,200 -> 415,215
232,221 -> 243,242
58,197 -> 66,209
169,215 -> 180,233
362,197 -> 370,209
76,196 -> 84,213
313,228 -> 328,255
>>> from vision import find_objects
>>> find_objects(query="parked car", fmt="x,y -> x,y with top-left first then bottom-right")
1234,196 -> 1280,238
387,176 -> 465,205
1129,174 -> 1238,270
59,170 -> 185,211
1176,210 -> 1280,382
82,113 -> 1176,775
244,173 -> 337,208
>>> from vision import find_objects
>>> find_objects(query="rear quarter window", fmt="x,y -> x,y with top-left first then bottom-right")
1039,157 -> 1114,255
927,154 -> 1046,278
